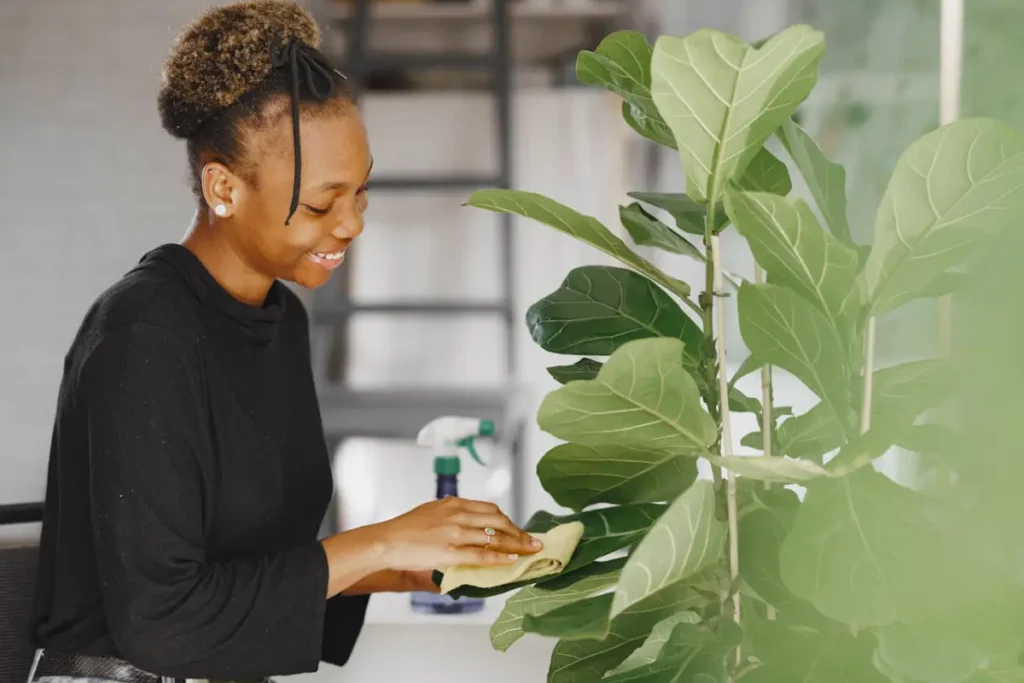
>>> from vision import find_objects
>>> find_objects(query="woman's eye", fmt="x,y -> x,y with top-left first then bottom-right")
304,204 -> 332,216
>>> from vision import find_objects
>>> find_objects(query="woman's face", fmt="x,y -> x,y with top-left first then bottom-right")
213,102 -> 372,290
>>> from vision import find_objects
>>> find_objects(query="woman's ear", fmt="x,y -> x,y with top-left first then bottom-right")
201,161 -> 238,218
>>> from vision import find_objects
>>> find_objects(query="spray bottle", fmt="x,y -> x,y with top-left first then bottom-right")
409,416 -> 494,615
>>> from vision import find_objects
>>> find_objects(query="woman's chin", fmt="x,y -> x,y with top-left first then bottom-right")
291,262 -> 338,289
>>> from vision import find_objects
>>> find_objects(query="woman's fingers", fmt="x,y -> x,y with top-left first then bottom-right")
452,500 -> 540,547
448,547 -> 523,567
454,527 -> 538,555
453,512 -> 540,551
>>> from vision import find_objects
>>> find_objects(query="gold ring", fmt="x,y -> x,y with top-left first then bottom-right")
484,527 -> 497,536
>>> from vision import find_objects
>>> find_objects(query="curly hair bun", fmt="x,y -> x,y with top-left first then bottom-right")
158,0 -> 321,139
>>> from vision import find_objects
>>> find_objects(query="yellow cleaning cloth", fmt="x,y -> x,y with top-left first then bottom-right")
439,521 -> 585,594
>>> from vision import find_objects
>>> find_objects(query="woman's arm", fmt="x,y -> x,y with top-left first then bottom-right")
83,325 -> 348,679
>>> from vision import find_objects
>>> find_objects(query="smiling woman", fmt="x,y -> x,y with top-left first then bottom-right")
27,2 -> 537,683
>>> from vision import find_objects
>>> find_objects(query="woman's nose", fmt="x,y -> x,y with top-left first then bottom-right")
331,212 -> 363,240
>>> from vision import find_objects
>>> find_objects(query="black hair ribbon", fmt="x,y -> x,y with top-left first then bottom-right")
270,36 -> 343,225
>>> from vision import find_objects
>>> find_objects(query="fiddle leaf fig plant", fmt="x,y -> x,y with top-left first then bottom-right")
458,24 -> 1024,683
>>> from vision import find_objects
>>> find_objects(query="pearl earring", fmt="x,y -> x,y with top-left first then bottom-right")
214,204 -> 227,217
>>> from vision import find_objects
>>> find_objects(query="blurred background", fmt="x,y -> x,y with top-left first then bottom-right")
0,0 -> 1019,681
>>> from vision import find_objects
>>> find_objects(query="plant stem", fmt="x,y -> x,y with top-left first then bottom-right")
753,264 -> 775,462
753,265 -> 776,623
712,235 -> 742,666
860,317 -> 877,434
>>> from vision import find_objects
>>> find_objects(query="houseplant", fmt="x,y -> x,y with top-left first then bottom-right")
455,25 -> 1024,683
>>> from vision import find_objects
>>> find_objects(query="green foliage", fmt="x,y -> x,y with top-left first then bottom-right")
464,23 -> 1024,683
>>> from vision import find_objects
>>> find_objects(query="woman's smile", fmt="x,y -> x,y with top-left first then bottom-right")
304,247 -> 347,269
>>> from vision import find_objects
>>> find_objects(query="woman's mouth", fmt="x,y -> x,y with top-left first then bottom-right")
305,249 -> 347,270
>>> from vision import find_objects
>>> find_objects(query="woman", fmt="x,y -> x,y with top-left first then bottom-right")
28,2 -> 539,681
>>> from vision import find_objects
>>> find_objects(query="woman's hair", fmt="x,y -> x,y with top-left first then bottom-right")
157,0 -> 353,207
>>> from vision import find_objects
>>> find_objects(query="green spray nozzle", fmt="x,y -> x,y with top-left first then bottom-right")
417,416 -> 495,470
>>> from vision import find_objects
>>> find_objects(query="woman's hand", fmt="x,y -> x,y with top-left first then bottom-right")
375,497 -> 542,572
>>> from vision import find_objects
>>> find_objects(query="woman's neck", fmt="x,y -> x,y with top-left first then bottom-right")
181,213 -> 274,307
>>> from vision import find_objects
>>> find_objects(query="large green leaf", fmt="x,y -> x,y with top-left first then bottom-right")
736,147 -> 793,196
611,481 -> 727,618
602,621 -> 742,683
620,202 -> 703,259
743,618 -> 887,683
738,283 -> 849,430
605,612 -> 702,677
725,190 -> 859,334
737,487 -> 823,621
872,359 -> 956,426
705,454 -> 857,483
576,31 -> 678,149
778,118 -> 853,245
537,443 -> 698,512
466,189 -> 692,299
522,592 -> 615,641
548,582 -> 710,683
547,358 -> 603,384
876,615 -> 1024,683
776,403 -> 847,460
490,558 -> 624,652
650,25 -> 824,203
628,192 -> 728,235
447,504 -> 665,600
538,338 -> 718,455
861,118 -> 1024,315
526,503 -> 668,575
526,266 -> 702,358
779,468 -> 949,626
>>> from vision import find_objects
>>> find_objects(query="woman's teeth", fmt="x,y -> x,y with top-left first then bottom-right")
306,249 -> 347,269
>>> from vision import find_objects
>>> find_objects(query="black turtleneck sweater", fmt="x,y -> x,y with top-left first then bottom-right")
31,244 -> 368,678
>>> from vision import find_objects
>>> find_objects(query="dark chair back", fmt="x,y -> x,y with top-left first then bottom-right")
0,504 -> 43,683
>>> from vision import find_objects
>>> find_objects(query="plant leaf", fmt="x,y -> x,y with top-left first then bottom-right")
861,118 -> 1024,315
628,192 -> 728,235
738,283 -> 849,432
446,504 -> 665,600
526,503 -> 669,575
650,25 -> 824,203
779,468 -> 950,626
910,270 -> 970,300
737,487 -> 823,621
467,189 -> 692,299
490,558 -> 624,652
725,190 -> 859,334
729,354 -> 764,391
611,481 -> 727,618
575,31 -> 678,149
602,621 -> 742,683
537,443 -> 698,512
604,612 -> 702,676
743,618 -> 888,683
522,592 -> 615,641
526,266 -> 702,358
778,117 -> 853,245
876,616 -> 1024,683
620,203 -> 704,259
538,338 -> 718,455
547,358 -> 603,384
704,454 -> 857,483
873,359 -> 956,426
548,581 -> 711,683
776,403 -> 847,461
736,147 -> 793,195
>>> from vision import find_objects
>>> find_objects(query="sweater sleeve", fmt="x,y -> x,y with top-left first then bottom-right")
82,325 -> 328,679
321,594 -> 370,666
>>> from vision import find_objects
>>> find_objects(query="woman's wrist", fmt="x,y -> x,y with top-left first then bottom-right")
320,523 -> 393,598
